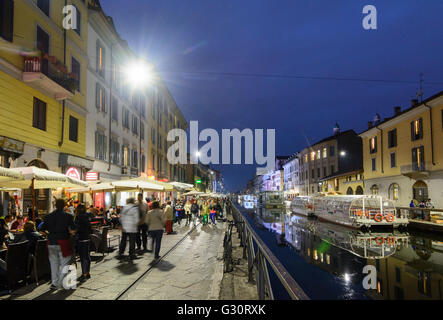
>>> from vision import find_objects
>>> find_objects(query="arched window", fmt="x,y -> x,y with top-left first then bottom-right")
389,183 -> 400,200
370,184 -> 379,195
346,187 -> 354,195
355,186 -> 364,195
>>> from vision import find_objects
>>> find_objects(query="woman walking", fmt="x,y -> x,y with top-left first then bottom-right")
145,201 -> 166,260
184,200 -> 192,226
74,204 -> 93,282
201,201 -> 210,225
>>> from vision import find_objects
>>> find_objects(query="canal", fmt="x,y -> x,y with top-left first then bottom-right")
237,203 -> 443,300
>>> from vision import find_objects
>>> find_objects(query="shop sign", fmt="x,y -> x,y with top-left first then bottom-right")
86,171 -> 99,181
66,167 -> 81,180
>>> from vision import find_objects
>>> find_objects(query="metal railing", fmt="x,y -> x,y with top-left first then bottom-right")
400,161 -> 432,174
228,201 -> 310,300
397,206 -> 443,222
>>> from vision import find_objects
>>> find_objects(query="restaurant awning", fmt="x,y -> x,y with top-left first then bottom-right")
171,182 -> 194,191
0,166 -> 23,182
112,180 -> 164,192
130,177 -> 175,191
0,166 -> 89,189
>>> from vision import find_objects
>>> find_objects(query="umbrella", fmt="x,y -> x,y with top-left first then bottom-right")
0,166 -> 23,182
171,182 -> 194,191
111,180 -> 164,192
0,167 -> 88,223
130,177 -> 174,191
183,190 -> 204,196
67,182 -> 116,193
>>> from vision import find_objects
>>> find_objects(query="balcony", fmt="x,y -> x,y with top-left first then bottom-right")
22,57 -> 77,100
400,162 -> 431,179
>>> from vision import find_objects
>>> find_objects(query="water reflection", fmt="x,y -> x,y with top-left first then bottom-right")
242,204 -> 443,300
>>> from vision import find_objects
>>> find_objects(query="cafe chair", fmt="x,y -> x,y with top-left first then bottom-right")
30,239 -> 50,285
5,241 -> 29,290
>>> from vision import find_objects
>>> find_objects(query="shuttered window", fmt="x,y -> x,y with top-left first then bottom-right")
71,57 -> 80,91
33,98 -> 47,131
37,0 -> 50,16
0,0 -> 14,42
388,129 -> 397,148
69,116 -> 78,142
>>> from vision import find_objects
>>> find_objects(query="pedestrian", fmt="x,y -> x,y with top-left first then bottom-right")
174,200 -> 184,226
145,201 -> 166,261
202,201 -> 209,225
117,198 -> 140,261
209,200 -> 217,225
164,201 -> 174,234
190,200 -> 199,226
136,193 -> 149,252
38,199 -> 76,290
418,200 -> 426,220
74,204 -> 93,282
184,200 -> 192,226
215,199 -> 223,219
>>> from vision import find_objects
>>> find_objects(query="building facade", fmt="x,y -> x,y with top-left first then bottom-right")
359,92 -> 443,208
282,153 -> 300,199
0,0 -> 91,214
299,126 -> 362,196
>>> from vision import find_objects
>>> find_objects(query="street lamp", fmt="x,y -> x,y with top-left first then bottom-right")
340,151 -> 346,156
124,60 -> 153,88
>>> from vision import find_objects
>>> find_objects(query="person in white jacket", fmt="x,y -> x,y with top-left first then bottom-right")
117,198 -> 140,260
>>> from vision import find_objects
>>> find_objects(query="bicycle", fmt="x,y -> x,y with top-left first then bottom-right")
223,220 -> 235,273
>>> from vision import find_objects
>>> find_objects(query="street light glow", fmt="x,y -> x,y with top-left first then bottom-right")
340,151 -> 346,156
124,60 -> 152,88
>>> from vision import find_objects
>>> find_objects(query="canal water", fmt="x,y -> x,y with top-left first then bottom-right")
237,203 -> 443,300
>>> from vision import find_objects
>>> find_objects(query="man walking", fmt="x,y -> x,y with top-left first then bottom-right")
118,198 -> 140,261
164,201 -> 174,234
39,199 -> 76,290
136,193 -> 149,252
145,201 -> 166,261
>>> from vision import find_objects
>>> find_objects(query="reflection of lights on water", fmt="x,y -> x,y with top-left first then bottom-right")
344,273 -> 351,283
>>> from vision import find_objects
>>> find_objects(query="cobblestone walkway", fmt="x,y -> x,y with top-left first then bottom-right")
2,221 -> 225,300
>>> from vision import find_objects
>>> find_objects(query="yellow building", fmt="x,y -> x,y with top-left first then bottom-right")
359,91 -> 443,208
0,0 -> 91,213
320,169 -> 364,195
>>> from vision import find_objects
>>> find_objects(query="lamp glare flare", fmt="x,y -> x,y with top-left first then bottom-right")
125,61 -> 152,88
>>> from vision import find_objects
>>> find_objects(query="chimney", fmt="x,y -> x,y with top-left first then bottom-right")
368,121 -> 373,129
411,99 -> 418,107
333,123 -> 340,135
373,113 -> 381,124
394,106 -> 401,116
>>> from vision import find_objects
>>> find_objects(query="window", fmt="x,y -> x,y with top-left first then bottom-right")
151,128 -> 156,145
73,5 -> 81,36
71,57 -> 80,91
395,267 -> 401,283
371,184 -> 379,195
316,150 -> 321,160
96,41 -> 105,77
37,0 -> 50,16
334,178 -> 339,191
122,107 -> 129,129
141,154 -> 146,172
304,154 -> 308,163
390,152 -> 396,168
411,118 -> 423,141
330,165 -> 335,174
372,158 -> 376,171
122,145 -> 129,166
132,115 -> 138,135
310,151 -> 315,161
317,168 -> 320,178
140,122 -> 145,140
418,271 -> 431,297
96,83 -> 106,112
323,167 -> 327,176
110,138 -> 120,165
140,96 -> 146,118
311,169 -> 314,179
389,183 -> 399,200
394,287 -> 404,300
412,146 -> 425,171
329,146 -> 335,157
69,116 -> 78,142
95,131 -> 107,160
388,129 -> 397,148
322,147 -> 327,158
111,96 -> 118,121
0,0 -> 14,42
33,97 -> 47,131
132,149 -> 138,168
369,136 -> 377,154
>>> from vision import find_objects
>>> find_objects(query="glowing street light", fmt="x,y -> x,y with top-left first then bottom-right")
124,60 -> 153,89
340,151 -> 346,157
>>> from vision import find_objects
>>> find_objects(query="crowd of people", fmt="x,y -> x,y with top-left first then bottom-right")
409,198 -> 435,221
0,194 -> 228,293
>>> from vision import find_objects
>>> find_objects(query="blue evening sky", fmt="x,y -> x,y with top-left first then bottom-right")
101,0 -> 443,191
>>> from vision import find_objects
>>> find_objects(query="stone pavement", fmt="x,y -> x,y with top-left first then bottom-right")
1,220 -> 226,300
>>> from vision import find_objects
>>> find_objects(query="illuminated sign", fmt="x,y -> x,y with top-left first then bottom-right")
66,167 -> 81,180
195,179 -> 202,184
85,171 -> 99,181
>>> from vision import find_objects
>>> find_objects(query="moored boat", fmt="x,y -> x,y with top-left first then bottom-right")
290,194 -> 409,229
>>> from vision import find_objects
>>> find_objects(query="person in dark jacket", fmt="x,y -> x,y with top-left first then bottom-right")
74,204 -> 93,282
39,199 -> 76,290
13,221 -> 44,256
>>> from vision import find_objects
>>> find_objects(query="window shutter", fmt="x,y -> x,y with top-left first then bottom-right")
0,0 -> 14,42
410,121 -> 414,141
95,131 -> 99,158
393,129 -> 397,147
96,84 -> 100,109
103,135 -> 107,160
419,118 -> 423,139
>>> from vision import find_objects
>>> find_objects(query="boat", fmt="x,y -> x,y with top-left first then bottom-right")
290,194 -> 409,229
257,191 -> 283,208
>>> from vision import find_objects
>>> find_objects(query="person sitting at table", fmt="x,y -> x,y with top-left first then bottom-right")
10,216 -> 24,232
0,219 -> 10,249
13,221 -> 45,256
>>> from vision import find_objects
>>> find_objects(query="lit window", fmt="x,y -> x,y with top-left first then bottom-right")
310,151 -> 315,161
317,150 -> 321,160
322,147 -> 327,158
304,154 -> 308,163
